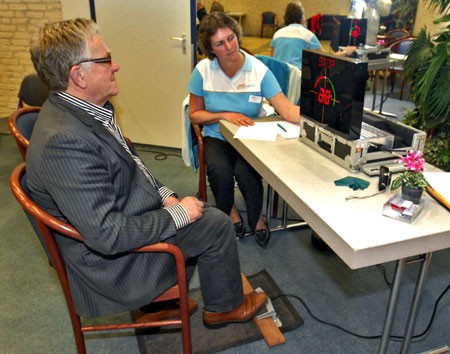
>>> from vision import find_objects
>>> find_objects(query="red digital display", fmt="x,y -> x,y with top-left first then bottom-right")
311,56 -> 339,109
301,50 -> 369,140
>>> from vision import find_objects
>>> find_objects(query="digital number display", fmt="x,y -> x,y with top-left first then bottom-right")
310,56 -> 339,107
300,50 -> 369,140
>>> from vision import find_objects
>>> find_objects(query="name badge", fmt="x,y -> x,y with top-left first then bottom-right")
249,95 -> 262,104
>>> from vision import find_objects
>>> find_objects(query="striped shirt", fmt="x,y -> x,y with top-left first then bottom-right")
56,92 -> 190,230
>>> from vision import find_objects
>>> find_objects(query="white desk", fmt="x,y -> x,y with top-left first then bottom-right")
227,12 -> 246,33
220,120 -> 450,353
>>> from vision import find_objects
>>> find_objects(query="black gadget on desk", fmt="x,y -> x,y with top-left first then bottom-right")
378,165 -> 392,191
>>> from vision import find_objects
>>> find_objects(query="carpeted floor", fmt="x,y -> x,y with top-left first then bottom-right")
136,269 -> 303,354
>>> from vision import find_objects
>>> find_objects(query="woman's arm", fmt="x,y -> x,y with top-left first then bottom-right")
188,93 -> 254,126
268,92 -> 301,123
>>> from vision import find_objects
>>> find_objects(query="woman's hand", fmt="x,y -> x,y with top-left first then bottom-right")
223,112 -> 254,126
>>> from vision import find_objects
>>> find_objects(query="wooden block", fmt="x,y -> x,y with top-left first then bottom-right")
241,273 -> 286,347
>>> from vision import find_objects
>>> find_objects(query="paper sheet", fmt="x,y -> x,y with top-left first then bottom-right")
423,172 -> 450,202
234,121 -> 301,141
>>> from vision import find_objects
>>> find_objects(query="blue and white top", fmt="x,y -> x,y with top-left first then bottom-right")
271,24 -> 321,69
188,50 -> 281,141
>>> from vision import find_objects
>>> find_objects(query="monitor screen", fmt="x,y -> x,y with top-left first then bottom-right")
339,18 -> 367,47
300,50 -> 368,140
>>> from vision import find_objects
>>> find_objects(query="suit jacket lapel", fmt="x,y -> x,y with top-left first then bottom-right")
50,94 -> 158,196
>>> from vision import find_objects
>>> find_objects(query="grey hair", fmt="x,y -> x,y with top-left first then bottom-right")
30,18 -> 99,91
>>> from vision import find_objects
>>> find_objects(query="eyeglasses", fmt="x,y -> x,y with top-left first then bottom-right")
76,57 -> 112,65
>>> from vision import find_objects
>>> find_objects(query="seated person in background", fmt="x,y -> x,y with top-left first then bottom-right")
196,1 -> 208,25
271,1 -> 356,70
188,12 -> 301,247
210,0 -> 225,13
348,0 -> 392,46
27,18 -> 267,329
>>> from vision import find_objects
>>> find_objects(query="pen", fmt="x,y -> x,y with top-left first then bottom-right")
277,123 -> 287,133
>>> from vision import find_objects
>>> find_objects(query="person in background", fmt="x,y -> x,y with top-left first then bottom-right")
196,1 -> 208,25
210,0 -> 225,13
188,12 -> 301,247
271,1 -> 356,70
348,0 -> 392,46
27,18 -> 267,329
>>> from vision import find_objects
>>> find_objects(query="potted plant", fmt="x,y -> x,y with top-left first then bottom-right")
402,0 -> 450,172
391,150 -> 428,203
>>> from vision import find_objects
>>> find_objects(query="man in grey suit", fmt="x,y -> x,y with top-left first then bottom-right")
27,18 -> 266,329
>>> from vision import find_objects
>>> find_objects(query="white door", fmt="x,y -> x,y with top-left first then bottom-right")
94,0 -> 192,148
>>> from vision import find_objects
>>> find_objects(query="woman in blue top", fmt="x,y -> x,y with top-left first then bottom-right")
188,12 -> 300,246
271,1 -> 356,70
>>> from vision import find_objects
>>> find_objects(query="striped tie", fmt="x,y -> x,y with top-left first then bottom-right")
106,118 -> 159,191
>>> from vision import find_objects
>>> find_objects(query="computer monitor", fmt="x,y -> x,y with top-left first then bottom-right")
331,18 -> 367,52
300,50 -> 369,140
340,18 -> 367,47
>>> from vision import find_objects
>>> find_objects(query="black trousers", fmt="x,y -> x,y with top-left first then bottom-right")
204,137 -> 263,230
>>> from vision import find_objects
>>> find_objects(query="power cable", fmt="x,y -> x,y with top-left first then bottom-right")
272,280 -> 449,341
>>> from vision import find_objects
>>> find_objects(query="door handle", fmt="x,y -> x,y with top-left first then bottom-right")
170,34 -> 186,54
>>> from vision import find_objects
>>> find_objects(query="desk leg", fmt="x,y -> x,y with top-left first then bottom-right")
372,71 -> 378,111
266,185 -> 273,229
265,185 -> 307,233
400,253 -> 433,354
378,258 -> 406,354
379,68 -> 387,114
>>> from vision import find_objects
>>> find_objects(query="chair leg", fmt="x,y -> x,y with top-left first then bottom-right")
390,71 -> 396,92
400,78 -> 405,101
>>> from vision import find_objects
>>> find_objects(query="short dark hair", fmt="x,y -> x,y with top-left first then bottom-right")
197,12 -> 242,60
284,1 -> 305,26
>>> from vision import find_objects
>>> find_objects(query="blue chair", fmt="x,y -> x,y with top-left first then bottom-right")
255,55 -> 290,97
389,36 -> 416,100
8,106 -> 40,161
260,11 -> 278,38
16,73 -> 49,108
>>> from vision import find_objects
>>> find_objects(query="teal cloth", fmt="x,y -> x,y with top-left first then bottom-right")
334,177 -> 370,190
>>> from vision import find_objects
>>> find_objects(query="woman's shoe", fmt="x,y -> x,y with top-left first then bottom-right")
234,221 -> 245,238
254,228 -> 270,247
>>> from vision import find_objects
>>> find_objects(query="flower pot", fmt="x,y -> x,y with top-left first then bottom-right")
401,186 -> 423,204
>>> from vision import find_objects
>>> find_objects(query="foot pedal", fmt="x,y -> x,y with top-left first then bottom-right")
255,287 -> 282,327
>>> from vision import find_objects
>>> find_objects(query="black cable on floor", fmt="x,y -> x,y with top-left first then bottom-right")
272,281 -> 449,341
134,147 -> 181,161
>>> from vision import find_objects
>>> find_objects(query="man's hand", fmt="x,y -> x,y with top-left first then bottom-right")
178,196 -> 204,223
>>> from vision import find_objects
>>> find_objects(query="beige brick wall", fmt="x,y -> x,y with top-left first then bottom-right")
0,0 -> 62,118
413,0 -> 448,36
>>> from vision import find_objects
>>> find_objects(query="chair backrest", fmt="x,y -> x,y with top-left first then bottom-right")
8,106 -> 40,161
262,11 -> 277,25
260,11 -> 278,37
384,29 -> 410,47
389,36 -> 416,55
17,73 -> 49,108
9,162 -> 192,354
385,28 -> 410,39
255,55 -> 290,97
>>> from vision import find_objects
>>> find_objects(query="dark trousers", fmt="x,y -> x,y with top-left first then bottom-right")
171,207 -> 243,312
204,137 -> 263,230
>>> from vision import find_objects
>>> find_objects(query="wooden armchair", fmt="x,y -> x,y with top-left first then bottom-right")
10,163 -> 192,354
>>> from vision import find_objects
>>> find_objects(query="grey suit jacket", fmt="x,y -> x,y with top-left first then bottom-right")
27,94 -> 180,317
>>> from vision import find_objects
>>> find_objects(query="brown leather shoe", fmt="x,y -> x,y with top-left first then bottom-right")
203,291 -> 268,329
135,299 -> 198,323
